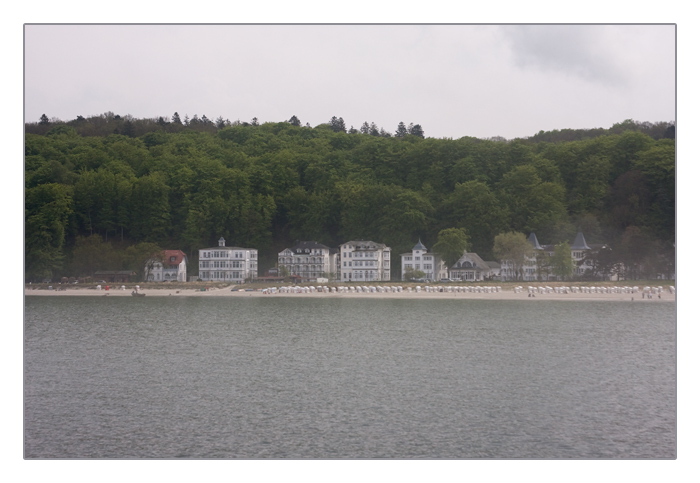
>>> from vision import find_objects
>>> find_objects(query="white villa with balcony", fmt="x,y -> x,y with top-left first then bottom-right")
198,237 -> 258,282
339,240 -> 391,282
278,241 -> 339,281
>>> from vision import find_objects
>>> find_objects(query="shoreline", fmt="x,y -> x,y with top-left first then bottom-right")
24,286 -> 676,302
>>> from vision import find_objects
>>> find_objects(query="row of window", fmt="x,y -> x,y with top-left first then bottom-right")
279,257 -> 327,264
147,272 -> 182,281
282,265 -> 325,272
201,251 -> 256,259
343,251 -> 385,259
200,260 -> 248,268
200,271 -> 248,280
342,271 -> 387,280
405,264 -> 433,270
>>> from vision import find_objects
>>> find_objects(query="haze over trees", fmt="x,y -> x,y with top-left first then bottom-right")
25,113 -> 675,281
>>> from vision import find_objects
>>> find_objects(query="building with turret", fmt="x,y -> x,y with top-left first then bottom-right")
499,231 -> 604,281
400,239 -> 447,281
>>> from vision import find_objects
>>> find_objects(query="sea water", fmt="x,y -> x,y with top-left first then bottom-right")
24,296 -> 676,458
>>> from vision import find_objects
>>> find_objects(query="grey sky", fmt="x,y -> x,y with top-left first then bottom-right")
24,24 -> 675,139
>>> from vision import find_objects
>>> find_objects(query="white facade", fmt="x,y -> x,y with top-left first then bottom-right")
448,252 -> 492,282
278,241 -> 338,280
499,232 -> 597,281
198,237 -> 258,282
339,240 -> 391,282
146,250 -> 188,282
400,239 -> 447,281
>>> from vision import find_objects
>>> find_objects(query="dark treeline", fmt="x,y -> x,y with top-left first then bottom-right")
25,113 -> 675,281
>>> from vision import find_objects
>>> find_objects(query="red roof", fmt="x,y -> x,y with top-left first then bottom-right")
163,250 -> 187,267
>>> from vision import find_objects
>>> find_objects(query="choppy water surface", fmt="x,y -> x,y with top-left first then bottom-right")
24,296 -> 676,458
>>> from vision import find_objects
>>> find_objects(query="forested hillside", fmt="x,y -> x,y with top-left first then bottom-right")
24,113 -> 675,281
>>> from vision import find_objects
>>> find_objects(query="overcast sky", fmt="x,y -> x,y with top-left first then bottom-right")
24,24 -> 675,140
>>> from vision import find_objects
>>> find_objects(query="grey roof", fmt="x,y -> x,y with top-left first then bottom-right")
344,240 -> 388,250
528,232 -> 543,250
451,252 -> 490,271
571,232 -> 591,250
412,239 -> 427,251
289,241 -> 331,251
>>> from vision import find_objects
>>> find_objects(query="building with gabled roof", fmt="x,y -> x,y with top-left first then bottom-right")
145,249 -> 188,282
278,241 -> 339,281
449,252 -> 497,282
500,231 -> 607,281
198,237 -> 258,282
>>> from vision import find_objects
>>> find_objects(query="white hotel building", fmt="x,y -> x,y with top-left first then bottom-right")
400,239 -> 447,281
278,241 -> 339,281
339,240 -> 391,282
198,237 -> 258,282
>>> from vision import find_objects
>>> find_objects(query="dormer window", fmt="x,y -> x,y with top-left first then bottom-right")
170,256 -> 176,262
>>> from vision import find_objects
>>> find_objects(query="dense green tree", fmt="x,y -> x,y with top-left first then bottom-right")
433,228 -> 470,270
403,266 -> 426,281
23,115 -> 675,280
129,172 -> 171,242
632,140 -> 675,240
25,183 -> 73,281
395,122 -> 408,137
69,234 -> 122,277
619,225 -> 652,280
442,180 -> 508,258
329,116 -> 347,133
498,165 -> 568,237
550,241 -> 575,280
124,242 -> 164,281
409,123 -> 424,138
493,231 -> 534,281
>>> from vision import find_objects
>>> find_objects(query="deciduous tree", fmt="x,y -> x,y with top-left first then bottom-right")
493,231 -> 534,281
433,228 -> 469,270
550,241 -> 575,280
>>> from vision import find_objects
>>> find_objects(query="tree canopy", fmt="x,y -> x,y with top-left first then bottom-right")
432,228 -> 469,269
24,114 -> 675,281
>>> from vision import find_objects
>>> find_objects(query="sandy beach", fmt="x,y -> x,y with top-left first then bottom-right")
25,284 -> 675,302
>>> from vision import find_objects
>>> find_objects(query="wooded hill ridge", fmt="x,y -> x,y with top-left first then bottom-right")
25,113 -> 675,281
